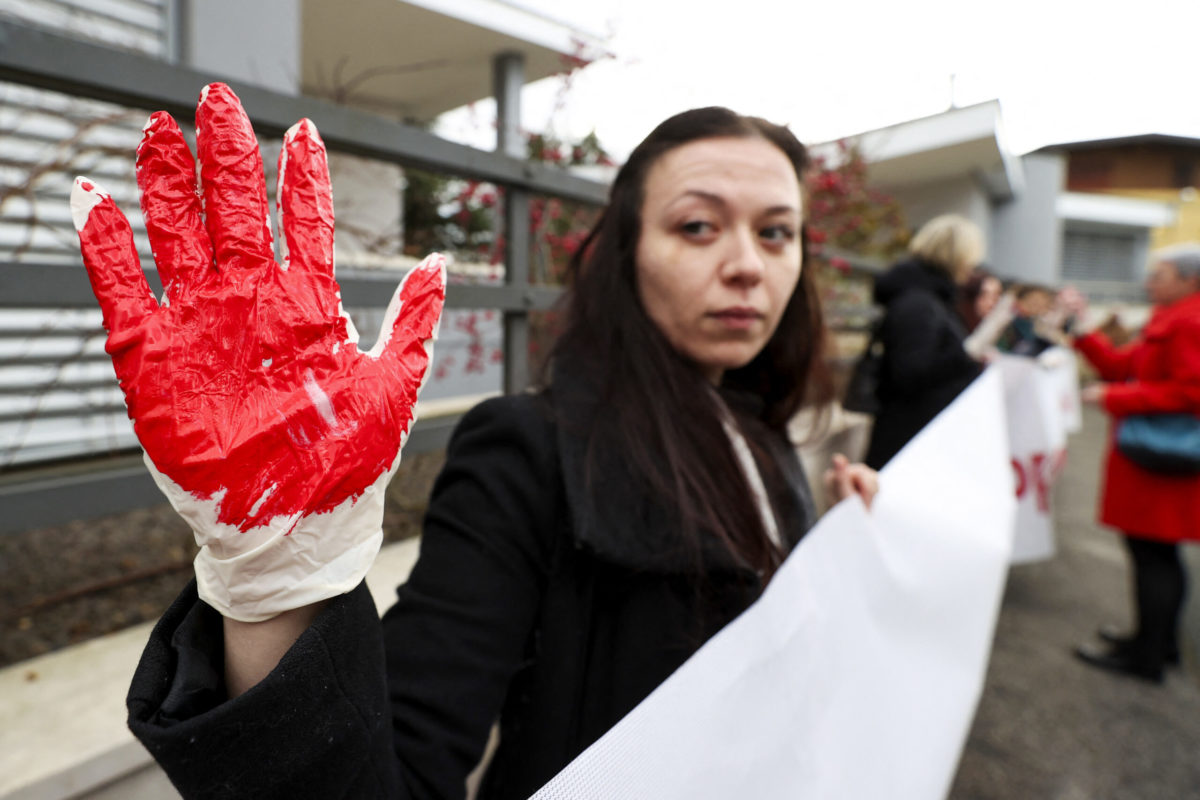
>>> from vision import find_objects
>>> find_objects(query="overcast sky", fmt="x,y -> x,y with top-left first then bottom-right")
440,0 -> 1200,159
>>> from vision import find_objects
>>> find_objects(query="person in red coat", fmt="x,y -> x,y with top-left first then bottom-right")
1070,243 -> 1200,683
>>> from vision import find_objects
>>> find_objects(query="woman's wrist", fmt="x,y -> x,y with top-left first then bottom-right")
223,600 -> 329,697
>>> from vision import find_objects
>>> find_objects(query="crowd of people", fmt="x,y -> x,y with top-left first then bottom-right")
69,81 -> 1199,798
865,215 -> 1200,686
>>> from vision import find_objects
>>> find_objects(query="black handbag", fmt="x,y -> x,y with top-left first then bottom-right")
1116,413 -> 1200,474
842,319 -> 884,415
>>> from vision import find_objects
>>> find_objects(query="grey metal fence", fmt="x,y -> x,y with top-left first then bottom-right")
0,19 -> 607,533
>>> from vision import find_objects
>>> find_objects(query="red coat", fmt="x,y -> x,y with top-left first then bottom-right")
1075,292 -> 1200,542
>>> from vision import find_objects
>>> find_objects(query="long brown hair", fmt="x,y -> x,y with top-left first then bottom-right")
547,107 -> 833,577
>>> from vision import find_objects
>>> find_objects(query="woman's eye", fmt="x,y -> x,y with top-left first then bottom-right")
680,220 -> 714,236
760,225 -> 796,244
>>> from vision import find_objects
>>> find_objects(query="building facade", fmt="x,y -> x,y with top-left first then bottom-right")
814,102 -> 1195,303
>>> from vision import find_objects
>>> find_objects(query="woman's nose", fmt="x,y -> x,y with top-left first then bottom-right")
721,228 -> 765,285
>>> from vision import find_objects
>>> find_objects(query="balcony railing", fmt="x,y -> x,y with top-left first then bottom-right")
0,19 -> 606,533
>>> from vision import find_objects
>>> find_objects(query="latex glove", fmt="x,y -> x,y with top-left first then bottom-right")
71,83 -> 445,621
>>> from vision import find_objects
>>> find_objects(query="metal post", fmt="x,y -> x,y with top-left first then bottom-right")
163,0 -> 188,65
494,51 -> 531,394
493,52 -> 524,159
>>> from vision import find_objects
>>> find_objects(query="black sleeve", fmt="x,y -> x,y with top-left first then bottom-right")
126,395 -> 560,800
383,395 -> 560,799
128,580 -> 401,799
882,292 -> 980,392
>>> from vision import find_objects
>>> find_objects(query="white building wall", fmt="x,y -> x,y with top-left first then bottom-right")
886,175 -> 993,243
181,0 -> 300,93
989,153 -> 1066,285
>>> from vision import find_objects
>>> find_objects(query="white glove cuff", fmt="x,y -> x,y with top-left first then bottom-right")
145,451 -> 396,622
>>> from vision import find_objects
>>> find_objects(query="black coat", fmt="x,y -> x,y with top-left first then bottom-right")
864,259 -> 982,469
127,375 -> 817,799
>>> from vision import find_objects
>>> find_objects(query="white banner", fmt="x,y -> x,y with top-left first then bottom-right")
996,350 -> 1080,564
532,369 -> 1016,800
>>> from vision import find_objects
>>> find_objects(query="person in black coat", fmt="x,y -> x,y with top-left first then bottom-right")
864,215 -> 986,469
88,103 -> 879,800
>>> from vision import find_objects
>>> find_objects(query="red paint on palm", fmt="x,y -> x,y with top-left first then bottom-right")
74,83 -> 445,531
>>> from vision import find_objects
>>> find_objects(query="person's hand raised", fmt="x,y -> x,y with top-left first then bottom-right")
71,83 -> 445,621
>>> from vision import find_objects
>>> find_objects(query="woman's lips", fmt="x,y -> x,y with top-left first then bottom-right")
708,307 -> 764,330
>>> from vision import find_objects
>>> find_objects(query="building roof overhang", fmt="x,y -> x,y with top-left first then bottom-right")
812,101 -> 1024,202
1037,133 -> 1200,154
300,0 -> 608,121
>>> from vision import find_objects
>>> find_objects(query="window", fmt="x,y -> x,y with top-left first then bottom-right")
1061,228 -> 1140,283
1173,159 -> 1196,189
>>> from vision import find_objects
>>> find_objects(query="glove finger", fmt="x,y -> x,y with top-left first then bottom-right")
137,111 -> 214,301
369,253 -> 446,403
72,177 -> 158,340
278,118 -> 334,281
195,83 -> 275,272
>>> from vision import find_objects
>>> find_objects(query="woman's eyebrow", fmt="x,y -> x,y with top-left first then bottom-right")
670,189 -> 726,208
670,191 -> 798,217
762,204 -> 800,217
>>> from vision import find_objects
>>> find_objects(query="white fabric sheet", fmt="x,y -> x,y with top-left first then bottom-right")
531,369 -> 1015,800
997,350 -> 1080,564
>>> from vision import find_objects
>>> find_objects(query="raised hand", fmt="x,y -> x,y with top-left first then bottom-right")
71,83 -> 445,621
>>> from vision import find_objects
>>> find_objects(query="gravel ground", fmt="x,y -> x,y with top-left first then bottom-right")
948,405 -> 1200,799
0,449 -> 445,667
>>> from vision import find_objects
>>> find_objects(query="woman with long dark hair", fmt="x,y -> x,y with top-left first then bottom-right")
74,87 -> 876,800
956,266 -> 1002,332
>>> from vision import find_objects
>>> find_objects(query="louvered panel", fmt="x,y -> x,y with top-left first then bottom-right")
2,359 -> 119,389
1061,229 -> 1139,283
0,299 -> 123,465
0,0 -> 167,56
0,413 -> 136,467
0,385 -> 124,421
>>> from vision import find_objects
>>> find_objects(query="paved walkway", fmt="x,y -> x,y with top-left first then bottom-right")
948,406 -> 1200,799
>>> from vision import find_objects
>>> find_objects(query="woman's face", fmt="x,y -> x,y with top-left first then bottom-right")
635,136 -> 803,383
975,276 -> 1002,319
1145,260 -> 1200,306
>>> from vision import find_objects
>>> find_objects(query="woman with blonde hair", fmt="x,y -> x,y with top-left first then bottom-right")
864,214 -> 985,468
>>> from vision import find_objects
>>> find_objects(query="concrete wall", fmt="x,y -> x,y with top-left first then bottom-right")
888,175 -> 992,236
181,0 -> 301,93
886,155 -> 1068,288
990,153 -> 1066,285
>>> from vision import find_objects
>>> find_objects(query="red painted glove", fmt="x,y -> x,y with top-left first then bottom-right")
70,83 -> 445,621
